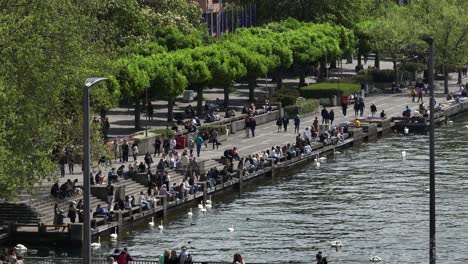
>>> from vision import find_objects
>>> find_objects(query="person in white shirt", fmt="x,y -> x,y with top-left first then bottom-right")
169,137 -> 177,150
303,127 -> 310,141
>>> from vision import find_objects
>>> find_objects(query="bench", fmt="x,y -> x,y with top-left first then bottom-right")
91,215 -> 107,228
40,223 -> 70,232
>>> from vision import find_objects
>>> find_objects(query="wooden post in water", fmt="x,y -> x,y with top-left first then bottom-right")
237,169 -> 243,193
271,163 -> 276,179
202,182 -> 208,202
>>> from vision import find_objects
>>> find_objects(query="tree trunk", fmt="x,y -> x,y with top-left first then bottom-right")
276,71 -> 283,90
299,72 -> 306,87
393,60 -> 398,82
330,60 -> 337,69
374,52 -> 380,69
248,78 -> 256,102
347,55 -> 352,64
224,86 -> 230,117
134,95 -> 141,130
167,97 -> 174,122
458,68 -> 462,84
357,52 -> 362,67
444,64 -> 449,95
196,85 -> 204,117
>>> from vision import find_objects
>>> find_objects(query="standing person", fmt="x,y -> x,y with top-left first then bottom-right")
210,129 -> 219,150
147,101 -> 154,121
122,140 -> 129,163
59,156 -> 66,178
294,115 -> 300,133
417,88 -> 423,103
380,110 -> 386,118
188,136 -> 195,156
329,110 -> 335,126
410,87 -> 416,102
194,134 -> 204,157
250,117 -> 257,137
154,137 -> 161,157
178,246 -> 191,264
169,137 -> 177,151
113,139 -> 120,161
144,153 -> 153,169
131,142 -> 138,161
282,114 -> 289,132
106,183 -> 114,204
53,204 -> 62,227
67,201 -> 77,223
321,107 -> 328,124
233,253 -> 245,264
163,138 -> 170,155
341,100 -> 348,116
159,250 -> 171,264
276,116 -> 283,132
168,249 -> 179,264
313,117 -> 319,132
103,117 -> 110,138
370,104 -> 377,117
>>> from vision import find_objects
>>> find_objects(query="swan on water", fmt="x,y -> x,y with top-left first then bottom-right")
319,157 -> 327,161
91,237 -> 101,248
158,220 -> 164,230
315,155 -> 321,167
149,217 -> 155,226
404,127 -> 409,134
228,225 -> 235,232
465,125 -> 468,128
447,120 -> 453,125
206,196 -> 212,204
401,151 -> 406,158
188,208 -> 193,217
15,244 -> 27,252
110,227 -> 118,239
198,202 -> 204,209
201,206 -> 207,213
330,241 -> 343,247
369,256 -> 382,262
205,203 -> 212,209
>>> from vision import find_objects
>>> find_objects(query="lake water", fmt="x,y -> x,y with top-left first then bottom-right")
34,115 -> 468,263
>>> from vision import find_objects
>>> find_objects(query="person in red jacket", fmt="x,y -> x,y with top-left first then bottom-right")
117,247 -> 134,264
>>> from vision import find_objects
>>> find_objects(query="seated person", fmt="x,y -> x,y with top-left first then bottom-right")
117,165 -> 125,177
192,116 -> 201,126
95,170 -> 104,185
205,113 -> 214,123
185,105 -> 195,117
231,147 -> 240,161
138,192 -> 152,209
380,110 -> 386,118
108,168 -> 118,183
138,162 -> 146,172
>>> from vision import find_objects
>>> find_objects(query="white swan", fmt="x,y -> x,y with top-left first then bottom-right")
401,151 -> 406,158
465,125 -> 468,128
206,196 -> 212,204
149,217 -> 155,226
198,202 -> 203,209
369,256 -> 382,262
447,120 -> 453,125
404,127 -> 409,134
158,220 -> 164,230
91,237 -> 101,248
330,241 -> 343,247
205,203 -> 212,209
15,244 -> 27,252
319,157 -> 327,160
110,227 -> 118,239
228,225 -> 235,232
201,206 -> 207,213
187,208 -> 193,217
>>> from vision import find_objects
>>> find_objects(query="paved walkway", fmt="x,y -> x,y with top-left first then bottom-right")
42,59 -> 467,187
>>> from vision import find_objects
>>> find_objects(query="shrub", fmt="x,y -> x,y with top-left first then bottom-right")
358,68 -> 395,83
149,128 -> 176,138
271,88 -> 300,106
299,82 -> 360,98
284,98 -> 319,116
198,125 -> 227,135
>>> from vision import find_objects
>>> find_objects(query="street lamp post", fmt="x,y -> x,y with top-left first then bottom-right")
145,87 -> 149,137
422,36 -> 436,264
83,77 -> 108,264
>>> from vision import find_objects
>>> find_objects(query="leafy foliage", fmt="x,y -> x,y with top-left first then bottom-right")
300,82 -> 360,98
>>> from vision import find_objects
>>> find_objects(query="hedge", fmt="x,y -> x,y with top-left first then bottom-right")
271,88 -> 300,106
357,68 -> 396,83
299,82 -> 360,98
149,128 -> 176,138
198,125 -> 227,135
284,98 -> 319,116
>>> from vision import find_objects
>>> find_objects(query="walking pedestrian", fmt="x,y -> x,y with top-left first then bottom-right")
250,117 -> 257,137
341,98 -> 348,116
276,116 -> 283,132
329,109 -> 334,126
370,104 -> 377,117
313,117 -> 319,132
321,107 -> 328,124
359,99 -> 365,117
211,129 -> 219,149
188,136 -> 195,156
410,87 -> 416,102
294,115 -> 300,133
113,139 -> 120,161
194,134 -> 204,157
131,142 -> 138,161
282,115 -> 289,132
67,201 -> 77,223
354,100 -> 359,117
147,101 -> 154,121
417,88 -> 423,103
245,116 -> 251,138
154,137 -> 161,157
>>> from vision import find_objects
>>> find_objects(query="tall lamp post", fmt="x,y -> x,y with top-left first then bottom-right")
83,77 -> 108,264
422,36 -> 436,264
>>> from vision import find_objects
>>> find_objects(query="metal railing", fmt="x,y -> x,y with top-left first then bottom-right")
23,257 -> 263,264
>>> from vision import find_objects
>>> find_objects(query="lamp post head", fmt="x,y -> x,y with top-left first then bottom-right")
422,35 -> 434,45
84,77 -> 108,88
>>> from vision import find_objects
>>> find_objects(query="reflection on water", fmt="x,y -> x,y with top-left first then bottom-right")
35,116 -> 468,263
